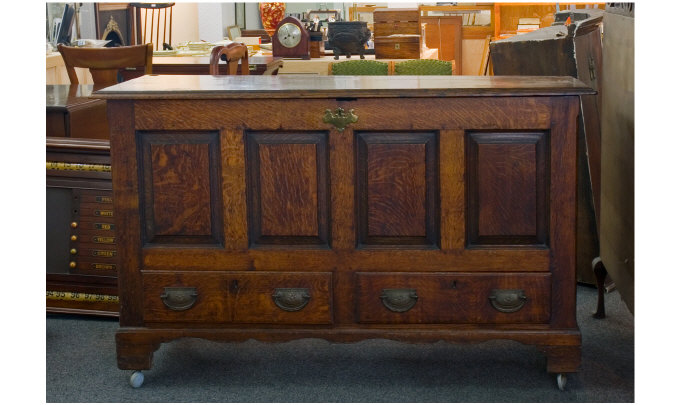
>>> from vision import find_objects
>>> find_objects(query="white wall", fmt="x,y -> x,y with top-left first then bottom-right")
172,3 -> 200,44
245,2 -> 263,29
198,3 -> 224,42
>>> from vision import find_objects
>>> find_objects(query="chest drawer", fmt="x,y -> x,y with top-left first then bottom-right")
142,271 -> 332,324
355,272 -> 551,324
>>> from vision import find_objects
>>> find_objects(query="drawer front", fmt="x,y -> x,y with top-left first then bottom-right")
57,189 -> 118,276
142,271 -> 332,324
355,272 -> 551,324
373,22 -> 420,37
374,38 -> 421,60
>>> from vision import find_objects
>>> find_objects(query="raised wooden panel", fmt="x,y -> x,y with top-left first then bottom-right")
466,132 -> 549,246
357,132 -> 439,247
246,132 -> 329,247
138,132 -> 223,245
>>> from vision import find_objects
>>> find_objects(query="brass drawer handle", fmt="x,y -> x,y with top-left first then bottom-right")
160,287 -> 198,311
322,107 -> 358,131
272,288 -> 311,312
380,288 -> 418,313
489,289 -> 527,313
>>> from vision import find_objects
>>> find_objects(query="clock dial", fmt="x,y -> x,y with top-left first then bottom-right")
277,22 -> 302,48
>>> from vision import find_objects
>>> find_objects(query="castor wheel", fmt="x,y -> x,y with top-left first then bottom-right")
129,371 -> 144,388
556,373 -> 567,391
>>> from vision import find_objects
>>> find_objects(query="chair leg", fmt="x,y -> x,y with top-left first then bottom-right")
592,256 -> 607,319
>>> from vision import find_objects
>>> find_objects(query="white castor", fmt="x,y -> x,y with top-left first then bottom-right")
129,371 -> 144,388
556,373 -> 567,390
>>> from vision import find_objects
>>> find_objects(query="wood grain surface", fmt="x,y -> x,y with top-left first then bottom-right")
108,83 -> 584,375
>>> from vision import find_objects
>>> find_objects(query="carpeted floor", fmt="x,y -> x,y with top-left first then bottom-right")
46,284 -> 633,402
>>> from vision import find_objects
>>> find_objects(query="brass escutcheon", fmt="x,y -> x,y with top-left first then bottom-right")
322,107 -> 358,131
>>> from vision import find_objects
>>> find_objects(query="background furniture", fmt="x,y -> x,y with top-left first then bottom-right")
47,137 -> 118,317
121,54 -> 283,79
58,43 -> 153,87
209,43 -> 250,75
393,59 -> 454,75
489,10 -> 604,289
46,85 -> 119,316
47,84 -> 108,139
329,59 -> 389,75
131,2 -> 175,50
241,29 -> 272,44
597,3 -> 634,315
420,15 -> 463,74
373,8 -> 421,60
95,3 -> 135,47
97,74 -> 591,389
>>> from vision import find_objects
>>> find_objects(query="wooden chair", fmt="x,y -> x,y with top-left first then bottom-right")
329,60 -> 390,75
209,43 -> 250,75
393,59 -> 455,75
57,43 -> 153,86
131,2 -> 175,51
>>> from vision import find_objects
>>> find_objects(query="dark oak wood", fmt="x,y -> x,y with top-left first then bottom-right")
138,131 -> 223,245
357,132 -> 438,247
100,75 -> 588,384
466,132 -> 549,246
246,132 -> 330,247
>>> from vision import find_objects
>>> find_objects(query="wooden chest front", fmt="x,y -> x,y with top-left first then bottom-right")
99,75 -> 590,386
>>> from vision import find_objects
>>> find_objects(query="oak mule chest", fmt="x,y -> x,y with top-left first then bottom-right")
96,75 -> 592,389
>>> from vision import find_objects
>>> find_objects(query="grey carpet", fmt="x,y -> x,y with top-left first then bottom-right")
46,284 -> 633,402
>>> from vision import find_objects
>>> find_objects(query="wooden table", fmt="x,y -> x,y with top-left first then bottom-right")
119,54 -> 283,81
47,85 -> 108,139
97,75 -> 593,389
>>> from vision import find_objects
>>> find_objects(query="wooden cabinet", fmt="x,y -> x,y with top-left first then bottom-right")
97,75 -> 592,387
46,137 -> 119,316
46,85 -> 119,316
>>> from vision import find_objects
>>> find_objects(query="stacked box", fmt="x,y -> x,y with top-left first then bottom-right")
373,8 -> 421,59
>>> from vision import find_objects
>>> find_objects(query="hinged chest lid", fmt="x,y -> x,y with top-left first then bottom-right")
94,75 -> 595,100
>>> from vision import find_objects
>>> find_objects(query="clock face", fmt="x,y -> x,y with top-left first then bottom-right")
277,22 -> 302,48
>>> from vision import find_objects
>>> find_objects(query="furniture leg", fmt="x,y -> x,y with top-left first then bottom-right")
539,344 -> 581,374
592,256 -> 607,319
115,332 -> 161,371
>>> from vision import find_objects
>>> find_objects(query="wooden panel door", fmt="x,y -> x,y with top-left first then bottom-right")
466,131 -> 550,247
245,132 -> 330,247
356,132 -> 439,248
